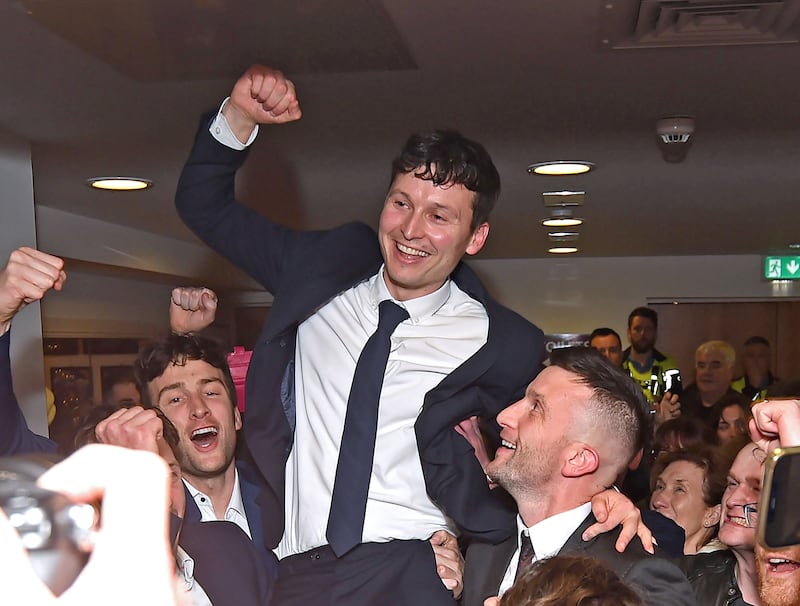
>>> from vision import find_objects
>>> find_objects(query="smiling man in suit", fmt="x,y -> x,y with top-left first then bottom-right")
174,63 -> 548,605
463,347 -> 696,606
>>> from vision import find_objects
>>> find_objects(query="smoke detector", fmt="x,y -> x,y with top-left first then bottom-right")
657,116 -> 695,143
656,116 -> 695,162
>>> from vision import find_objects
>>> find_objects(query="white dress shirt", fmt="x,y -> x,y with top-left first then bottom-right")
184,468 -> 252,539
276,269 -> 488,558
497,502 -> 593,595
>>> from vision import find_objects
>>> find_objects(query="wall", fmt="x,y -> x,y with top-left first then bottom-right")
470,254 -> 800,338
40,253 -> 799,344
40,267 -> 237,342
0,130 -> 48,436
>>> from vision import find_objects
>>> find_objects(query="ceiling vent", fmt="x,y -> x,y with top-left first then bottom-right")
602,0 -> 800,49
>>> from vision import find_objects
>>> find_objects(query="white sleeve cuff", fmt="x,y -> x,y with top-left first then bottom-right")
209,97 -> 259,150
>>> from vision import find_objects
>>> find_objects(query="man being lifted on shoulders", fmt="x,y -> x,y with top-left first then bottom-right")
175,64 -> 647,605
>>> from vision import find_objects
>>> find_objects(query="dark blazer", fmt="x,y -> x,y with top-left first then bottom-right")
462,513 -> 697,606
180,519 -> 274,606
183,459 -> 278,580
176,116 -> 545,550
0,330 -> 59,457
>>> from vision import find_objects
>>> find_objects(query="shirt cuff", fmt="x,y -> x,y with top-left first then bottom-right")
209,97 -> 259,150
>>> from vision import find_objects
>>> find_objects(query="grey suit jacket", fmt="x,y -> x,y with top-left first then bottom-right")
463,513 -> 697,606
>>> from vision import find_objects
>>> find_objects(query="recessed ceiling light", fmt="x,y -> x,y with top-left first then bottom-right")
548,246 -> 579,254
548,232 -> 579,243
86,177 -> 153,191
528,161 -> 595,176
542,217 -> 584,228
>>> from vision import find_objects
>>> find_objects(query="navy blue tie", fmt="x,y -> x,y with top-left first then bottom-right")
515,530 -> 535,580
326,300 -> 409,557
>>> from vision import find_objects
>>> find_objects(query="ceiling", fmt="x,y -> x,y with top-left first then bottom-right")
2,0 -> 800,290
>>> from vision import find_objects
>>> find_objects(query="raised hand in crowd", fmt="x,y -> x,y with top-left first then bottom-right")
223,64 -> 302,143
94,406 -> 166,454
0,247 -> 65,333
750,398 -> 800,451
654,391 -> 680,428
169,286 -> 218,335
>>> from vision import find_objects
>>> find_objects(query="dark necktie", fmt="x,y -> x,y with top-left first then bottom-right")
514,531 -> 535,581
326,300 -> 409,557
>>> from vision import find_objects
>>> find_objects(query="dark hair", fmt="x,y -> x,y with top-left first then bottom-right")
650,445 -> 727,509
627,307 -> 658,329
134,333 -> 237,409
589,327 -> 622,346
744,335 -> 770,348
549,347 -> 648,468
73,401 -> 179,453
390,129 -> 500,231
653,417 -> 718,457
708,393 -> 753,437
499,554 -> 643,606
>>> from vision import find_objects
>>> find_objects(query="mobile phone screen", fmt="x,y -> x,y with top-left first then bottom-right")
760,446 -> 800,549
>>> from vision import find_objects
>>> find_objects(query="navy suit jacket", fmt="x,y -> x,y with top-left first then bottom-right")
462,513 -> 697,606
176,116 -> 546,550
183,459 -> 278,578
180,519 -> 273,606
0,330 -> 58,457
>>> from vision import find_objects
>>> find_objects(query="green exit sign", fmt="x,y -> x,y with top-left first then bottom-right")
765,256 -> 800,280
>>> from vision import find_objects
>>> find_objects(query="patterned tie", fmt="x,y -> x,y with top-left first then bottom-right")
326,300 -> 409,557
515,530 -> 535,581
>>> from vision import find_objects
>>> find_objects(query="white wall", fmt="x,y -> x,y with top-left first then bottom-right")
470,255 -> 800,337
0,130 -> 48,436
39,254 -> 799,346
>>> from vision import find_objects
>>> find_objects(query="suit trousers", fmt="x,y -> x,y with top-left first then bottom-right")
273,540 -> 456,606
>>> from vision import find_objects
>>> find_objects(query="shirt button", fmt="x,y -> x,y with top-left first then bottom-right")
200,497 -> 206,502
215,127 -> 221,134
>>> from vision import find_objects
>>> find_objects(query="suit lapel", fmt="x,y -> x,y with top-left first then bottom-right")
466,536 -> 517,606
237,461 -> 269,557
559,513 -> 597,555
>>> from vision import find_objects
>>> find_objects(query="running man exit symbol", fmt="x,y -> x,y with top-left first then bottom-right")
765,256 -> 800,280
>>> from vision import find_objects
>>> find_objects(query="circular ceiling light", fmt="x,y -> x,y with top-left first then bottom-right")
548,246 -> 578,254
542,217 -> 584,227
528,161 -> 595,176
86,177 -> 153,191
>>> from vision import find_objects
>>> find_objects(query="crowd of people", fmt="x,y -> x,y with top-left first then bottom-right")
1,63 -> 799,606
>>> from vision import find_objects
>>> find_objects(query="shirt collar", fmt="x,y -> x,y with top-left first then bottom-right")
518,502 -> 593,559
371,265 -> 451,323
227,467 -> 246,519
183,467 -> 244,518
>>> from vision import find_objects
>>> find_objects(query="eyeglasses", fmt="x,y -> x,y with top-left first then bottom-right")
743,503 -> 758,528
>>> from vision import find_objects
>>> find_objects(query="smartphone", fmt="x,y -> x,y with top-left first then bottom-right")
758,446 -> 800,549
663,369 -> 682,396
